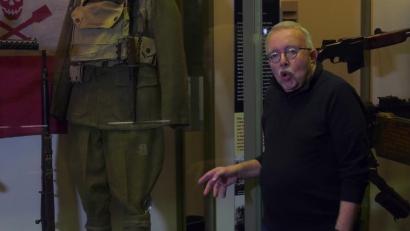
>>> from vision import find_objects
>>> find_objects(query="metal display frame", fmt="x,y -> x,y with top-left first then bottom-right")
242,0 -> 263,230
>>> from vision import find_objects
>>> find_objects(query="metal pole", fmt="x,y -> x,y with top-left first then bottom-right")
243,0 -> 263,230
360,1 -> 372,231
360,0 -> 372,102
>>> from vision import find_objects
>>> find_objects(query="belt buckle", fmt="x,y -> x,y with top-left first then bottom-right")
69,63 -> 83,82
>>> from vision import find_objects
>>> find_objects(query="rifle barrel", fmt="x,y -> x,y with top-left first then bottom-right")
39,50 -> 55,231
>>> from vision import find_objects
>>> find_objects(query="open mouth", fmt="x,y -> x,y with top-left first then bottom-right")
279,70 -> 292,81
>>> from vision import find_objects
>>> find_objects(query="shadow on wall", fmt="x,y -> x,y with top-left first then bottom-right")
0,181 -> 7,192
55,134 -> 82,231
372,43 -> 410,79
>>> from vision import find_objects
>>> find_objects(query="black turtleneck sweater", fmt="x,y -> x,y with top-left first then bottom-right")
258,64 -> 369,231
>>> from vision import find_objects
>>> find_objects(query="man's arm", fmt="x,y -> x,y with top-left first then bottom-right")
327,82 -> 369,230
234,159 -> 262,178
335,201 -> 361,231
198,159 -> 261,198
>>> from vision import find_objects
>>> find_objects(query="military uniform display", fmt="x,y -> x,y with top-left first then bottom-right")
51,0 -> 188,230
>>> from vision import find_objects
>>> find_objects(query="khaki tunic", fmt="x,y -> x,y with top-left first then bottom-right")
51,0 -> 189,128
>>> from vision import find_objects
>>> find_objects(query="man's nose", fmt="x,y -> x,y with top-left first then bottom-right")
279,52 -> 289,66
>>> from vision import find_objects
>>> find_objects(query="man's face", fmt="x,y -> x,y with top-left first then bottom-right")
266,28 -> 317,92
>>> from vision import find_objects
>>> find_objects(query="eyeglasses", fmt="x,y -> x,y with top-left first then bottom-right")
266,46 -> 311,63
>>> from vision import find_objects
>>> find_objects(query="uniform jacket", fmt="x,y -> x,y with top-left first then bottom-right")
51,0 -> 189,129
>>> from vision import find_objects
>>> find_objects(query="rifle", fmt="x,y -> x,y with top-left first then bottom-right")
363,99 -> 410,220
317,28 -> 409,73
35,50 -> 55,231
368,151 -> 410,220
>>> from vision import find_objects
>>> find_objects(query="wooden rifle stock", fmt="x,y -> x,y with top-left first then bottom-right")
35,50 -> 55,231
368,153 -> 410,220
365,28 -> 410,49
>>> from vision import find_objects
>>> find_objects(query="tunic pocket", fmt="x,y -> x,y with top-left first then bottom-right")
66,67 -> 95,119
135,66 -> 161,121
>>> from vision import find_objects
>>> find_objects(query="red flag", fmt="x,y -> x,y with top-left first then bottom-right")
0,0 -> 69,138
0,55 -> 66,138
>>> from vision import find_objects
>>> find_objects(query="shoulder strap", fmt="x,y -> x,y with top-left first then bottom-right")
128,0 -> 153,36
128,0 -> 140,35
139,0 -> 152,34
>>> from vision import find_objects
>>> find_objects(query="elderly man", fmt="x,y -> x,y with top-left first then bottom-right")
198,21 -> 369,231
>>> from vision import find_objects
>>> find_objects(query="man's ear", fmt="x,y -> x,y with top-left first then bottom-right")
310,49 -> 318,63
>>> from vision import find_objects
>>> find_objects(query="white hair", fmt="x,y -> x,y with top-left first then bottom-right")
265,21 -> 314,52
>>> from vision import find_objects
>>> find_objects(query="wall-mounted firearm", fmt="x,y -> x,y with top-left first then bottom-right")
35,50 -> 55,231
317,28 -> 409,73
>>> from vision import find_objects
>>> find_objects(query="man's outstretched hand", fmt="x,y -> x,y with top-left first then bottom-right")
198,166 -> 239,198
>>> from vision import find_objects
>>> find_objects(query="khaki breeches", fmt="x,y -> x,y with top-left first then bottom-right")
66,124 -> 164,230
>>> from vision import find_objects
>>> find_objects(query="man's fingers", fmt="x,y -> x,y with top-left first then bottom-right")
213,182 -> 227,198
213,181 -> 220,197
214,182 -> 226,198
198,169 -> 219,184
203,179 -> 216,196
198,168 -> 227,197
198,172 -> 211,184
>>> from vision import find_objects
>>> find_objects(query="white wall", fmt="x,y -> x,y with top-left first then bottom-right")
371,0 -> 410,102
0,135 -> 51,231
369,1 -> 410,230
